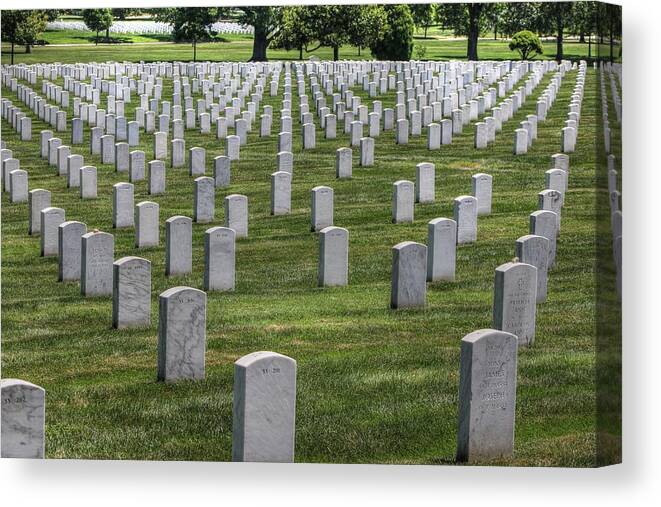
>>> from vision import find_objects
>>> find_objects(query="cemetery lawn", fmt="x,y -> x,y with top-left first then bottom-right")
0,51 -> 620,466
2,36 -> 617,65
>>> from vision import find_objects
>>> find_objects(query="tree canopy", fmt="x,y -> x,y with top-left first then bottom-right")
509,30 -> 543,60
82,9 -> 113,45
155,7 -> 224,61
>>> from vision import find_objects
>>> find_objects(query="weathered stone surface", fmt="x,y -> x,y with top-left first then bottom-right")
515,234 -> 549,303
538,189 -> 563,232
225,194 -> 248,238
471,173 -> 493,215
391,241 -> 427,309
427,218 -> 457,282
189,146 -> 206,176
454,195 -> 478,244
359,137 -> 374,166
67,154 -> 83,188
9,169 -> 28,203
456,329 -> 518,462
148,160 -> 165,195
335,147 -> 352,179
214,155 -> 231,188
415,162 -> 435,203
157,286 -> 207,382
318,226 -> 348,287
81,231 -> 115,297
0,379 -> 46,459
112,256 -> 151,329
80,166 -> 97,199
129,150 -> 146,182
165,216 -> 192,276
135,201 -> 160,248
112,182 -> 135,228
28,189 -> 51,235
232,351 -> 297,463
276,151 -> 293,174
493,261 -> 537,346
529,210 -> 558,268
193,176 -> 215,223
270,171 -> 291,215
40,207 -> 65,257
58,220 -> 87,282
311,186 -> 334,232
204,226 -> 236,292
392,180 -> 414,223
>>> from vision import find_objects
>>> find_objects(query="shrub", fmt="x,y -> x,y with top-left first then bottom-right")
509,30 -> 543,60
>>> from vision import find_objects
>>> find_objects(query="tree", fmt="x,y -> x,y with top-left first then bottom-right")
500,2 -> 542,38
272,6 -> 315,60
509,30 -> 543,60
82,9 -> 113,45
539,2 -> 574,62
347,5 -> 387,58
369,4 -> 414,61
17,10 -> 48,54
237,7 -> 281,62
410,4 -> 436,39
466,3 -> 484,61
569,2 -> 598,57
484,3 -> 505,40
155,8 -> 223,61
436,3 -> 495,60
1,11 -> 28,64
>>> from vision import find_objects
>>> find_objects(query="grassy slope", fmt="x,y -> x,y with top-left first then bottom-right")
0,48 -> 618,465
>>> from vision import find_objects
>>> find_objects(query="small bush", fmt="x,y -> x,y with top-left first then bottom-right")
509,30 -> 543,60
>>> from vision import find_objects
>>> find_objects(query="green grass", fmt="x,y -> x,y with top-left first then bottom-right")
3,34 -> 617,65
0,46 -> 620,465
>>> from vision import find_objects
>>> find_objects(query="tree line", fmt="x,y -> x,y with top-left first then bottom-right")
2,3 -> 622,64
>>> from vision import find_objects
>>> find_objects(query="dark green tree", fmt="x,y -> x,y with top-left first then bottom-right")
82,8 -> 113,45
369,4 -> 414,61
509,30 -> 543,60
18,10 -> 48,54
1,11 -> 28,64
237,7 -> 281,62
410,3 -> 437,39
155,7 -> 223,61
539,2 -> 575,62
271,6 -> 315,60
500,2 -> 542,37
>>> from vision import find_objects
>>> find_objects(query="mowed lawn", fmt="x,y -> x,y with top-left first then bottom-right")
0,45 -> 620,466
2,32 -> 616,65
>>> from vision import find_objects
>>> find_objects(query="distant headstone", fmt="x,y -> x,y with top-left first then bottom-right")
311,186 -> 334,232
165,216 -> 193,276
318,226 -> 349,287
40,207 -> 65,257
9,170 -> 28,203
493,261 -> 537,346
392,180 -> 414,223
515,235 -> 549,303
189,146 -> 206,176
80,166 -> 97,199
28,189 -> 51,235
193,176 -> 215,223
214,155 -> 231,188
129,150 -> 146,182
204,227 -> 236,292
415,162 -> 435,203
135,201 -> 160,248
456,329 -> 518,462
454,196 -> 478,244
232,351 -> 297,463
112,256 -> 151,329
0,379 -> 46,459
225,194 -> 248,238
427,218 -> 457,282
271,171 -> 291,215
391,241 -> 427,309
81,231 -> 114,297
148,160 -> 166,195
58,220 -> 87,282
157,286 -> 207,382
471,173 -> 493,215
529,210 -> 558,268
538,189 -> 563,232
336,147 -> 352,179
112,182 -> 135,228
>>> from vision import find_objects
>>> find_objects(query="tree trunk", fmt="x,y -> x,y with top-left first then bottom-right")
106,28 -> 110,42
609,11 -> 614,63
11,41 -> 15,65
193,40 -> 197,62
250,28 -> 269,61
579,32 -> 585,43
333,45 -> 339,61
588,33 -> 592,58
555,13 -> 564,62
467,4 -> 482,61
96,31 -> 99,45
25,44 -> 32,54
358,46 -> 361,56
424,26 -> 428,39
494,25 -> 497,40
299,45 -> 303,60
